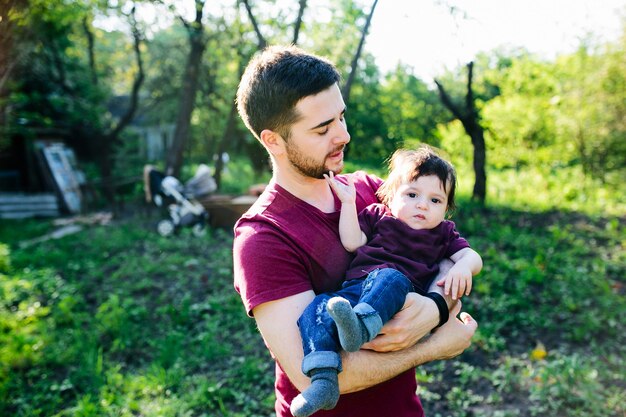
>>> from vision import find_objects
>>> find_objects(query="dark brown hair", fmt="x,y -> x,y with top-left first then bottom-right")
236,45 -> 341,141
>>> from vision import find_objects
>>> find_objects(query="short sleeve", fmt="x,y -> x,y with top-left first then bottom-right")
357,204 -> 385,241
234,221 -> 313,316
443,221 -> 470,258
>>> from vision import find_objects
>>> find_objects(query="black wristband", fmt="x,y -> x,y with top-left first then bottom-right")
426,292 -> 449,329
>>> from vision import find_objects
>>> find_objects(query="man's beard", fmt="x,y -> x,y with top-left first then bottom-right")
286,142 -> 345,179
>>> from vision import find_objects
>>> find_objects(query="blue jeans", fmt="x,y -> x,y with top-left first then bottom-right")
297,268 -> 413,375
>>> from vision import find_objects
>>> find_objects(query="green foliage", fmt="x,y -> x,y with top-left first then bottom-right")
1,5 -> 625,415
410,202 -> 625,417
0,215 -> 270,417
4,0 -> 106,137
1,185 -> 624,416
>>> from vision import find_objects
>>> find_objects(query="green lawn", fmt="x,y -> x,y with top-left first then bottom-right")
1,201 -> 624,417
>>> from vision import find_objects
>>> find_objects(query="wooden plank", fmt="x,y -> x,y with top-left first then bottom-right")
0,193 -> 60,219
0,203 -> 60,211
1,210 -> 60,219
34,141 -> 82,213
0,193 -> 58,204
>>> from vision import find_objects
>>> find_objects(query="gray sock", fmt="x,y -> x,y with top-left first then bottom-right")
327,297 -> 367,352
290,368 -> 340,417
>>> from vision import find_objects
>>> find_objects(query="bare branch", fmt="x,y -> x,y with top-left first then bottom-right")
241,0 -> 266,49
434,79 -> 465,121
291,0 -> 307,45
341,0 -> 379,103
82,16 -> 98,85
108,4 -> 144,140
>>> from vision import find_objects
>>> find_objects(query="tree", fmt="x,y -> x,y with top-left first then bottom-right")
553,36 -> 626,184
0,0 -> 27,134
435,62 -> 487,203
87,4 -> 145,202
379,64 -> 448,151
341,0 -> 378,105
166,0 -> 209,177
480,54 -> 558,169
165,0 -> 311,181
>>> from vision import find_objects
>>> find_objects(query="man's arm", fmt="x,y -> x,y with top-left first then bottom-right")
360,259 -> 457,352
339,301 -> 475,393
253,289 -> 476,394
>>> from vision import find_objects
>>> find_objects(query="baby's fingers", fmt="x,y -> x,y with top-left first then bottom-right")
456,279 -> 466,300
444,277 -> 452,296
324,171 -> 337,188
451,279 -> 459,300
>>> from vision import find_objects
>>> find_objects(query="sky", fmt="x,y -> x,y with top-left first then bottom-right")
98,0 -> 625,80
365,0 -> 625,79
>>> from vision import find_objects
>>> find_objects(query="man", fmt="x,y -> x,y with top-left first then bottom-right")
233,45 -> 477,417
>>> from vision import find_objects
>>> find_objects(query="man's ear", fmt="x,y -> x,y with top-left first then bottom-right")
260,129 -> 285,156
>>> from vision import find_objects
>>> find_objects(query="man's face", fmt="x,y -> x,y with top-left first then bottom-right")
283,84 -> 351,179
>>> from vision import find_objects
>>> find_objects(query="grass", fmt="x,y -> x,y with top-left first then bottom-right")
1,188 -> 624,416
0,211 -> 274,417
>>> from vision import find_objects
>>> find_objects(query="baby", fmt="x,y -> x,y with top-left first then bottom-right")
290,146 -> 483,417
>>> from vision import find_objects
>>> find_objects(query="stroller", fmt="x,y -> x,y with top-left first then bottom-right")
143,164 -> 217,237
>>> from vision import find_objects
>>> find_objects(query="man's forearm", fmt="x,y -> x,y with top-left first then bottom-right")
338,301 -> 476,394
337,337 -> 439,393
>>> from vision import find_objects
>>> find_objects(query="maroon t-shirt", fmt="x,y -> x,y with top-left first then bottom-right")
346,203 -> 470,294
233,171 -> 425,417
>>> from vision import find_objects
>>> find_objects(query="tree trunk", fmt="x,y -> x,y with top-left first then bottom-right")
292,0 -> 307,45
0,0 -> 24,126
99,137 -> 116,205
211,0 -> 308,190
213,104 -> 237,188
82,16 -> 97,85
470,127 -> 486,202
167,0 -> 207,177
434,62 -> 487,203
341,0 -> 378,104
90,6 -> 144,206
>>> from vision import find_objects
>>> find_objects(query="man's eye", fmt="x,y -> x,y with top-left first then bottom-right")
317,128 -> 329,135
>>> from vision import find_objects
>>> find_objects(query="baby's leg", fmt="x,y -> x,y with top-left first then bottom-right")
327,296 -> 380,352
290,367 -> 340,417
290,350 -> 342,417
329,269 -> 412,351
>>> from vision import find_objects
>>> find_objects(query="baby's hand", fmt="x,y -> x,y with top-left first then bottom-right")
324,171 -> 356,204
436,265 -> 473,300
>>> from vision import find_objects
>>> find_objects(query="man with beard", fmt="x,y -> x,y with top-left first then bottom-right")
233,45 -> 477,417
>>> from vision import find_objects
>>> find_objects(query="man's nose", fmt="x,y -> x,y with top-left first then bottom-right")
333,120 -> 350,144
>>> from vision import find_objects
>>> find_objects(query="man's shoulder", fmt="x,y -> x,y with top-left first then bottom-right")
233,181 -> 312,243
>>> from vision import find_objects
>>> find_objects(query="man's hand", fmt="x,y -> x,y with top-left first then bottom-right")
362,292 -> 439,352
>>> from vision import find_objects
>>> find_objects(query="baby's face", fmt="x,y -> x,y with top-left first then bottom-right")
389,175 -> 448,230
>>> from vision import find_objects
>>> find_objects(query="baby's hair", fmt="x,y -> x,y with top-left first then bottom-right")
376,146 -> 457,213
